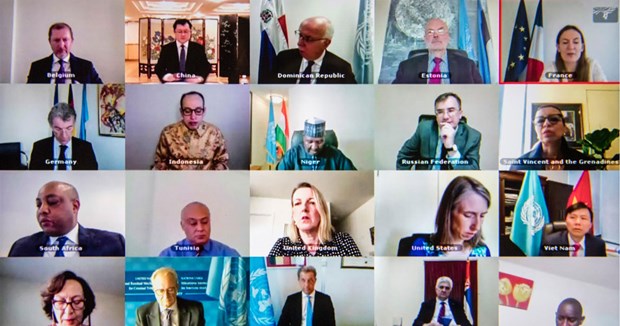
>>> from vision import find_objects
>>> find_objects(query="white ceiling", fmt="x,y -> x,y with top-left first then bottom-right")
125,0 -> 250,20
250,171 -> 375,220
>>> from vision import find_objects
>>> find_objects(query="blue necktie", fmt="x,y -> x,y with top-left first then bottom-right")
306,295 -> 313,326
55,236 -> 69,257
56,60 -> 66,84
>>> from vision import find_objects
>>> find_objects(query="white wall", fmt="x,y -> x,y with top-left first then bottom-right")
11,0 -> 125,83
499,84 -> 619,169
0,84 -> 126,170
0,0 -> 14,83
250,85 -> 375,170
250,0 -> 360,80
0,171 -> 126,256
375,171 -> 500,257
375,84 -> 500,170
338,198 -> 375,256
499,258 -> 619,325
267,257 -> 374,326
501,0 -> 619,81
375,257 -> 498,326
125,171 -> 250,256
0,258 -> 125,326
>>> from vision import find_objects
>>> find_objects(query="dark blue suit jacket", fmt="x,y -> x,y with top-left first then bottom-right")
278,291 -> 336,326
540,230 -> 606,256
29,137 -> 98,170
8,224 -> 125,257
412,298 -> 472,326
271,49 -> 357,84
155,41 -> 211,83
393,49 -> 482,84
27,54 -> 103,84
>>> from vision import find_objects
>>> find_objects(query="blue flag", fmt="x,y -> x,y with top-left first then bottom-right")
249,258 -> 276,326
79,85 -> 89,140
511,171 -> 549,256
458,0 -> 475,60
54,84 -> 59,104
266,98 -> 277,165
477,0 -> 492,83
504,0 -> 530,81
207,257 -> 248,326
353,0 -> 374,84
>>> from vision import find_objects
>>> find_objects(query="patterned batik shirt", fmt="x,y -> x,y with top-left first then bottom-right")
153,121 -> 229,170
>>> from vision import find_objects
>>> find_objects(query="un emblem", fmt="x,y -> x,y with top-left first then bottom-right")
520,198 -> 545,235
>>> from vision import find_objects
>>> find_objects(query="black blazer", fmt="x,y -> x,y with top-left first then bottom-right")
155,41 -> 211,83
8,224 -> 125,257
29,137 -> 98,170
136,297 -> 205,326
510,138 -> 598,170
27,54 -> 103,84
271,49 -> 357,84
412,298 -> 472,326
393,49 -> 482,84
541,230 -> 607,256
278,291 -> 336,326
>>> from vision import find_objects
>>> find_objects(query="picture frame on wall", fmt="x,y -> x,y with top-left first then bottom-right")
98,84 -> 126,138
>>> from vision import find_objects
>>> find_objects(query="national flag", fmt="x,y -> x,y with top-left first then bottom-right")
207,257 -> 248,326
353,0 -> 374,83
258,0 -> 288,83
265,97 -> 277,165
275,98 -> 289,160
54,84 -> 59,104
458,0 -> 476,60
504,0 -> 531,81
511,171 -> 549,256
79,85 -> 89,140
526,0 -> 544,81
68,84 -> 76,137
477,0 -> 494,83
463,260 -> 474,325
249,258 -> 276,326
566,171 -> 593,233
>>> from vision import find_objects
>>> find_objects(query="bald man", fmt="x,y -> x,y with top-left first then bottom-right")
159,201 -> 240,257
8,181 -> 125,257
270,16 -> 357,84
555,298 -> 585,326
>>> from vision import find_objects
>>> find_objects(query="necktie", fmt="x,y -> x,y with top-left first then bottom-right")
56,61 -> 66,84
298,61 -> 315,84
306,295 -> 313,326
429,57 -> 443,84
573,243 -> 581,257
437,301 -> 446,322
55,236 -> 69,257
179,44 -> 186,73
162,308 -> 172,326
58,145 -> 68,171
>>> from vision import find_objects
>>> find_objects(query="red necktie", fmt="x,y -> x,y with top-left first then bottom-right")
437,301 -> 446,322
429,57 -> 442,84
572,243 -> 581,257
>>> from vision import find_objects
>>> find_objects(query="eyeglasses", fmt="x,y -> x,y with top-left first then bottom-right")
533,114 -> 563,126
181,107 -> 205,116
435,107 -> 459,116
154,288 -> 177,296
426,28 -> 447,36
52,299 -> 86,310
295,30 -> 326,43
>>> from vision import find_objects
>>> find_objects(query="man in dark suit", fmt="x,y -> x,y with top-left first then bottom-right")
270,16 -> 356,84
412,276 -> 472,326
393,18 -> 482,84
29,102 -> 98,170
27,22 -> 103,84
136,267 -> 205,326
541,202 -> 607,257
8,181 -> 124,257
278,265 -> 336,326
155,19 -> 211,83
397,92 -> 481,170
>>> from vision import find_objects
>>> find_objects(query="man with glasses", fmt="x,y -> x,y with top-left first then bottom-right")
412,276 -> 472,326
270,16 -> 356,84
153,91 -> 229,170
510,105 -> 596,170
396,92 -> 481,170
155,19 -> 211,83
393,18 -> 482,84
136,267 -> 205,326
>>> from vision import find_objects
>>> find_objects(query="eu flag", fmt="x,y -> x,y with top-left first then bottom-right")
504,0 -> 530,81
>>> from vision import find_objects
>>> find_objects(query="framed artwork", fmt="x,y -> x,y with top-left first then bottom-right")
266,257 -> 305,268
341,257 -> 374,269
98,84 -> 126,137
499,272 -> 535,310
530,103 -> 583,149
